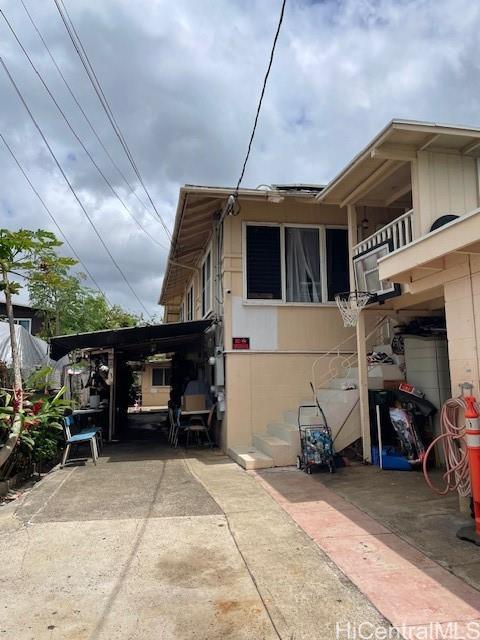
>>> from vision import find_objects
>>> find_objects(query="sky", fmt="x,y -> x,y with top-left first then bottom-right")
1,0 -> 480,318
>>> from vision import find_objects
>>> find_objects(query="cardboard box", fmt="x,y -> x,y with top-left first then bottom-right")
382,380 -> 405,391
181,394 -> 206,411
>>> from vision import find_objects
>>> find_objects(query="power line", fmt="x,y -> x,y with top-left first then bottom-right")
0,132 -> 111,305
0,9 -> 168,252
0,55 -> 153,318
235,0 -> 287,193
18,0 -> 161,229
52,0 -> 173,241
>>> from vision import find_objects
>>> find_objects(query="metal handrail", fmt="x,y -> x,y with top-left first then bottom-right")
310,315 -> 388,408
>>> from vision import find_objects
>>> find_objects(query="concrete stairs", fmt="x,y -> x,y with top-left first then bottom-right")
229,343 -> 405,470
228,446 -> 275,470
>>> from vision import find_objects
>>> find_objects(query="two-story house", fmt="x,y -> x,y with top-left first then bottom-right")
160,183 -> 358,466
161,120 -> 480,469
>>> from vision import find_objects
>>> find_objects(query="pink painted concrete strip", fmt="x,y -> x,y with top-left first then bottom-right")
251,470 -> 480,634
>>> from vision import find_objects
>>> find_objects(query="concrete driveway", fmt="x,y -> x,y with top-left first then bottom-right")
0,442 -> 386,639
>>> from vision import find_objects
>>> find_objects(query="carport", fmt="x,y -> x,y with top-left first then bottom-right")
50,320 -> 213,440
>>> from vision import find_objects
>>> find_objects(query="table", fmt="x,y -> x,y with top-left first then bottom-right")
73,408 -> 106,437
180,409 -> 210,417
73,408 -> 104,416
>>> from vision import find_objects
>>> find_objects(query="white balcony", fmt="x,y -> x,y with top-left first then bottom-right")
353,209 -> 415,257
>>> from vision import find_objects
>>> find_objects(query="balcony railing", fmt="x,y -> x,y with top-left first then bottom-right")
353,209 -> 415,256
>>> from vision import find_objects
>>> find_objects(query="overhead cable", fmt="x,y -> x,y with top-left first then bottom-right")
52,0 -> 172,240
0,132 -> 111,304
235,0 -> 287,193
0,9 -> 168,252
0,55 -> 153,318
18,0 -> 160,229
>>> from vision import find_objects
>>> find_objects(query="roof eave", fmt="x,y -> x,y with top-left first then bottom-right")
316,119 -> 480,205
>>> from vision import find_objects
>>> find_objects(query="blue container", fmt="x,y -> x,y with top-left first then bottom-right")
371,445 -> 412,471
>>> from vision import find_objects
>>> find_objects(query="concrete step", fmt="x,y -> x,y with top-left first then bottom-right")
252,433 -> 297,467
228,446 -> 274,470
350,364 -> 404,381
267,422 -> 301,450
284,409 -> 318,426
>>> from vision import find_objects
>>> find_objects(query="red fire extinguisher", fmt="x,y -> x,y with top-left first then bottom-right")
458,396 -> 480,544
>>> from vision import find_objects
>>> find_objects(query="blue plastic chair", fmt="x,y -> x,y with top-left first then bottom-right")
65,415 -> 103,452
61,416 -> 99,467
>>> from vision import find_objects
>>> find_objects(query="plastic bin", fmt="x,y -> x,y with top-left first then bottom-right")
371,445 -> 412,471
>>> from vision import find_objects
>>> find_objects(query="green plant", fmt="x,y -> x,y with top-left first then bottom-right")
0,387 -> 71,477
0,227 -> 75,470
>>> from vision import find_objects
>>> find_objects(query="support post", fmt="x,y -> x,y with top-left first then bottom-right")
356,310 -> 371,462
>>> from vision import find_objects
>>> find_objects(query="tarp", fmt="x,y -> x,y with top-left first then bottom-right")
0,321 -> 50,376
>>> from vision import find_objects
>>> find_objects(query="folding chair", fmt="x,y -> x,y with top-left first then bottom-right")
61,417 -> 99,467
172,408 -> 184,448
65,414 -> 103,452
184,405 -> 215,448
168,407 -> 177,445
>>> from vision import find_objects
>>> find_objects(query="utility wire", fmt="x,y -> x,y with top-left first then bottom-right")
0,132 -> 111,304
0,9 -> 168,252
0,55 -> 153,318
18,0 -> 160,229
53,0 -> 172,240
235,0 -> 287,193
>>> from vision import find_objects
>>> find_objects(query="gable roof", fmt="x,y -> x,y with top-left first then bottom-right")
159,184 -> 319,305
317,119 -> 480,206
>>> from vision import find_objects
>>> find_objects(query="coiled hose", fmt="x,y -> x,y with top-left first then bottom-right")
422,396 -> 478,497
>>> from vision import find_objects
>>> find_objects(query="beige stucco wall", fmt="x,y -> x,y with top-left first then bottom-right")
443,255 -> 480,397
387,252 -> 480,400
141,364 -> 171,407
219,198 -> 364,450
222,351 -> 354,450
222,198 -> 350,346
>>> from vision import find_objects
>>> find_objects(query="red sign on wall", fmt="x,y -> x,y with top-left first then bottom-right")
232,337 -> 250,350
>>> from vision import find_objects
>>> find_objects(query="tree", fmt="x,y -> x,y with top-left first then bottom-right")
26,244 -> 77,337
0,228 -> 71,469
29,273 -> 140,338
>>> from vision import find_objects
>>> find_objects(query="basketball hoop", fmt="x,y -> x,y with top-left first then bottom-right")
335,291 -> 373,327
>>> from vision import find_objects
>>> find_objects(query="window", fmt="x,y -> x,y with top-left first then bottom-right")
245,224 -> 348,304
201,251 -> 212,316
285,227 -> 321,302
152,367 -> 171,386
353,241 -> 399,301
14,318 -> 32,333
325,228 -> 350,301
178,303 -> 184,323
246,225 -> 282,299
186,284 -> 194,321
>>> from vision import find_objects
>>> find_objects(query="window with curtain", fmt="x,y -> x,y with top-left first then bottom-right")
245,223 -> 349,304
285,227 -> 321,302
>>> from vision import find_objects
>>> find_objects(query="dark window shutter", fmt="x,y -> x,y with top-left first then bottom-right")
326,228 -> 349,300
246,226 -> 282,299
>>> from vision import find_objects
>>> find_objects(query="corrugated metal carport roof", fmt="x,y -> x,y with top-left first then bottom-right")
50,320 -> 212,360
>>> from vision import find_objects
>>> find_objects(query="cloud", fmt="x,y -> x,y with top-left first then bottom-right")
1,0 -> 480,316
